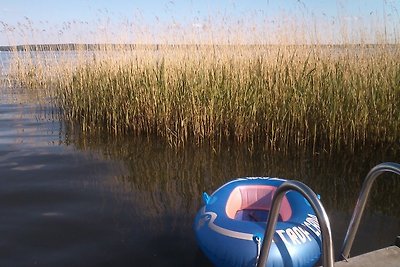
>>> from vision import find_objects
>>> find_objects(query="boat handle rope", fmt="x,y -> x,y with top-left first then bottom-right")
253,235 -> 261,266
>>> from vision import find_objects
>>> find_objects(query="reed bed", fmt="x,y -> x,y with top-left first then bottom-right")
5,42 -> 400,153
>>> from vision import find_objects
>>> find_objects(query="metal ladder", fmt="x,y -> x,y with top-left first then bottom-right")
340,162 -> 400,260
255,162 -> 400,267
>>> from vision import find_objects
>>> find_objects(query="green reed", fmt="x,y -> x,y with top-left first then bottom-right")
6,44 -> 400,153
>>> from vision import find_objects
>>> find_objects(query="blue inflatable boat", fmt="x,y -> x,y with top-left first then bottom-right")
194,177 -> 322,267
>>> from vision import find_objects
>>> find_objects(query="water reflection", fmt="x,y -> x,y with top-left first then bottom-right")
1,86 -> 399,266
64,122 -> 399,258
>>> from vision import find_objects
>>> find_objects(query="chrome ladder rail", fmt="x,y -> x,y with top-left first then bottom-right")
256,180 -> 334,267
340,162 -> 400,260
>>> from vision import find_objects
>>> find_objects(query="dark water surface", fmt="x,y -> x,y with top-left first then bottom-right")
0,89 -> 399,267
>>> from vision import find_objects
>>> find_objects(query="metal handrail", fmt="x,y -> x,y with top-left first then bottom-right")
256,180 -> 334,267
340,162 -> 400,260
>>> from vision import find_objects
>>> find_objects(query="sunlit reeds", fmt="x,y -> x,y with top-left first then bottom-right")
7,43 -> 399,153
2,4 -> 400,154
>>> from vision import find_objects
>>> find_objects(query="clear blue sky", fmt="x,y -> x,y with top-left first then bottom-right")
0,0 -> 399,45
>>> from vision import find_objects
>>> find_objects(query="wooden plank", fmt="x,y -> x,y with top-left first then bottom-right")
333,246 -> 400,267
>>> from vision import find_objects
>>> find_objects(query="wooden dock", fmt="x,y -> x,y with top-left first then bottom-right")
325,246 -> 400,267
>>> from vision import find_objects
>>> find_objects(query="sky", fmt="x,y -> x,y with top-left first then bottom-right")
0,0 -> 399,45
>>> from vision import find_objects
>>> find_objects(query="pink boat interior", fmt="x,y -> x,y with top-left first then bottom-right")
225,185 -> 292,222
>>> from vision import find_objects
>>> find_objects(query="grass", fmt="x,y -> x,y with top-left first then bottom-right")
5,43 -> 400,153
2,3 -> 400,154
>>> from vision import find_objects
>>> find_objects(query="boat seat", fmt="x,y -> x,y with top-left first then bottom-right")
234,209 -> 283,222
226,185 -> 292,221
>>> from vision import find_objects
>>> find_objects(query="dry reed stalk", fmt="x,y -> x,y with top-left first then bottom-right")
3,6 -> 400,153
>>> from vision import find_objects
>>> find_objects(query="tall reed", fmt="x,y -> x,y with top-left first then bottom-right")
7,43 -> 400,153
3,2 -> 400,154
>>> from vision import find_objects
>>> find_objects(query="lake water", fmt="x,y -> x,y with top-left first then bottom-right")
0,51 -> 399,266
